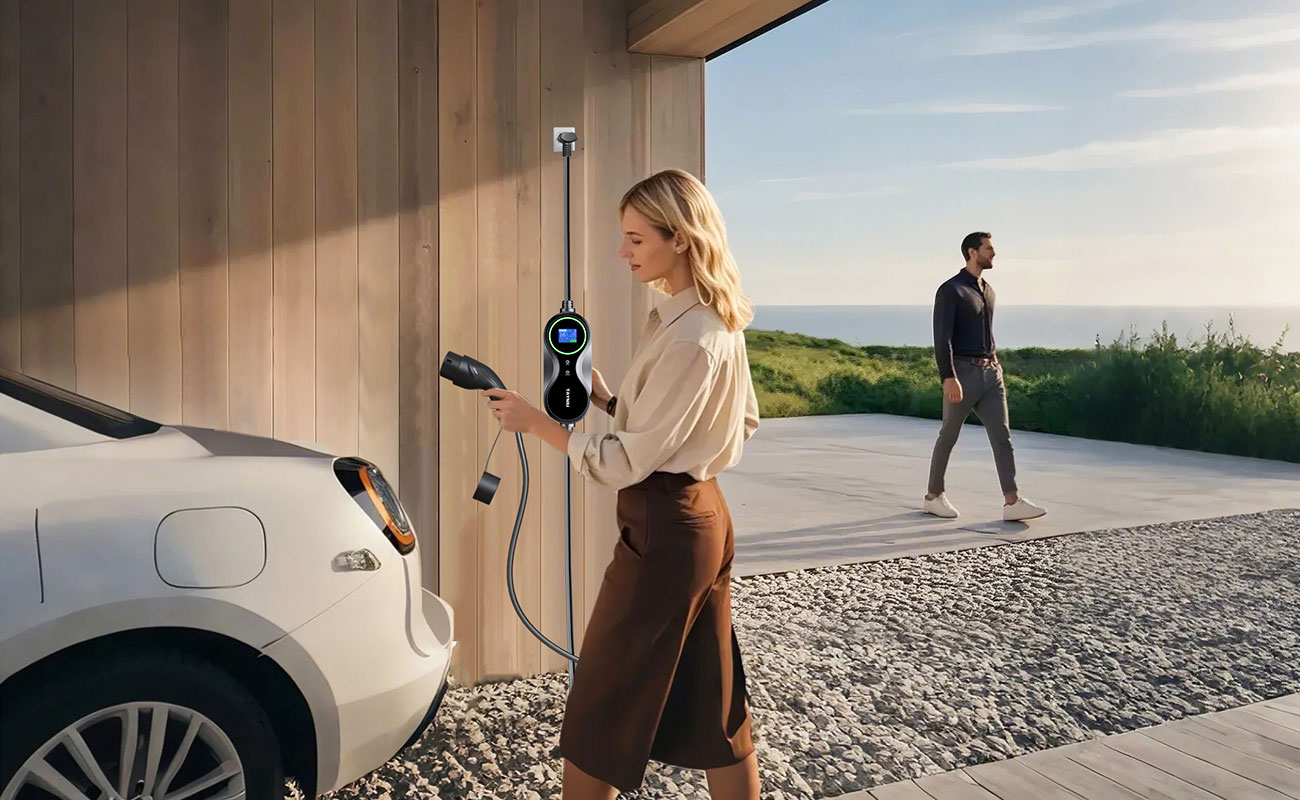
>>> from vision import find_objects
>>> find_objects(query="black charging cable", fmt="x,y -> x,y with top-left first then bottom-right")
485,423 -> 580,664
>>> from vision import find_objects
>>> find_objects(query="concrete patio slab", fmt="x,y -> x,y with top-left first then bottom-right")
719,414 -> 1300,577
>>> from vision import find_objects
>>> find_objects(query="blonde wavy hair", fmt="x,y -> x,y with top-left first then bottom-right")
619,169 -> 754,333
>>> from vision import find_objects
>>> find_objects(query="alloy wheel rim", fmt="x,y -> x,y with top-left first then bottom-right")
2,702 -> 246,800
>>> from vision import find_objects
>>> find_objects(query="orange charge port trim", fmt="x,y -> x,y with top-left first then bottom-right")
359,467 -> 416,547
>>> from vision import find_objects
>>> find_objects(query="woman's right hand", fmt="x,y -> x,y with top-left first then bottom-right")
591,367 -> 613,410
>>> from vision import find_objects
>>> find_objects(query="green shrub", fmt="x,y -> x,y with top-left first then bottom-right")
745,322 -> 1300,463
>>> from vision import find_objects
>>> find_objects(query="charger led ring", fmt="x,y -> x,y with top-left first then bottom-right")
548,316 -> 588,356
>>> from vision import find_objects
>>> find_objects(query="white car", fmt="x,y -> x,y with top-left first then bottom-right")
0,368 -> 455,800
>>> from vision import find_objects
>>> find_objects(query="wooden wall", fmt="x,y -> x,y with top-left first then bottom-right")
433,0 -> 704,682
1,0 -> 435,610
0,0 -> 704,685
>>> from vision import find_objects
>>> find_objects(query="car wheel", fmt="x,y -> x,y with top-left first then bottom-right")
1,649 -> 283,800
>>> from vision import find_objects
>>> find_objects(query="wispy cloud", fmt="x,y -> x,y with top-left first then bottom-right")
846,102 -> 1062,116
1198,160 -> 1282,179
1008,0 -> 1142,26
791,186 -> 900,203
944,125 -> 1300,171
1196,149 -> 1300,179
955,12 -> 1300,56
1121,68 -> 1300,98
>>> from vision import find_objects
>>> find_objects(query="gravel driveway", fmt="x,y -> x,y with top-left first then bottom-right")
321,508 -> 1300,799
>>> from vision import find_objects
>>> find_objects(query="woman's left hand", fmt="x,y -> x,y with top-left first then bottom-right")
481,390 -> 546,434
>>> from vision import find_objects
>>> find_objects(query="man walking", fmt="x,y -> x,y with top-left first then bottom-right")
924,232 -> 1046,522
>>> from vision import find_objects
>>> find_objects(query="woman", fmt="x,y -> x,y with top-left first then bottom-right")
483,168 -> 762,799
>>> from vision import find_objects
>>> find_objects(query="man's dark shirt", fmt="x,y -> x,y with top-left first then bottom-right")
934,268 -> 996,380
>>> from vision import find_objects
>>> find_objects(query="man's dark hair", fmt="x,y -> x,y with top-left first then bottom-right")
961,231 -> 990,262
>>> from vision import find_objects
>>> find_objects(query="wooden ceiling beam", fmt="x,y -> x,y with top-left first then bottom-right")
627,0 -> 819,58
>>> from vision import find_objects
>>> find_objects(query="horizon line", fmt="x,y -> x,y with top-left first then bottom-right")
753,303 -> 1299,309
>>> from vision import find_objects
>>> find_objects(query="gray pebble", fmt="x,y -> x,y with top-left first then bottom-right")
317,509 -> 1300,799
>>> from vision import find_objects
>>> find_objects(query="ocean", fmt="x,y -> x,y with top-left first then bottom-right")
750,306 -> 1300,354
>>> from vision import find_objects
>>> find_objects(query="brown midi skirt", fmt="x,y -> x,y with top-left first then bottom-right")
558,471 -> 754,791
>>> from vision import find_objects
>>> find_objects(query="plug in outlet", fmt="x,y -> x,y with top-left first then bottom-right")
553,127 -> 576,152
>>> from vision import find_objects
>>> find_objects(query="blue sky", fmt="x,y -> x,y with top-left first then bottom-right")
705,0 -> 1300,307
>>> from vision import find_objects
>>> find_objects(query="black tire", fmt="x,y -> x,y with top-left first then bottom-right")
1,648 -> 284,800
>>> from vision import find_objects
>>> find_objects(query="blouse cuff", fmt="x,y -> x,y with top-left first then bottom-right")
566,429 -> 594,471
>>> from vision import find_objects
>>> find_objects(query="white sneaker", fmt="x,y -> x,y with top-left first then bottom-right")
1003,497 -> 1047,521
923,493 -> 959,519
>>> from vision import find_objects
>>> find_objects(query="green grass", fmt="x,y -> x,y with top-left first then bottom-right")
745,321 -> 1300,463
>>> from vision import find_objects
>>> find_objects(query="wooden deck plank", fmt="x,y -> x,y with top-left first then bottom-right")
1017,749 -> 1148,800
1060,742 -> 1224,799
1249,706 -> 1300,734
836,696 -> 1300,800
1182,716 -> 1300,771
1142,724 -> 1300,799
964,757 -> 1086,799
1103,730 -> 1292,799
1266,696 -> 1300,716
913,770 -> 1001,799
866,781 -> 933,800
1220,709 -> 1300,748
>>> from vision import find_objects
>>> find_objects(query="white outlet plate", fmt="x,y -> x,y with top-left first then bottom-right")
553,127 -> 576,152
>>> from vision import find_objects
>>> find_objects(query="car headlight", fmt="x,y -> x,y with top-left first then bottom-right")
333,457 -> 416,555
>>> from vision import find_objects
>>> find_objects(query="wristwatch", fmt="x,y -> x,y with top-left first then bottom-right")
606,394 -> 617,416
